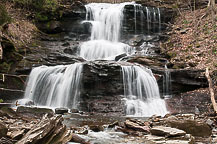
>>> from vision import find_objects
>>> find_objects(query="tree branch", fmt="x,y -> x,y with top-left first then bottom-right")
205,68 -> 217,114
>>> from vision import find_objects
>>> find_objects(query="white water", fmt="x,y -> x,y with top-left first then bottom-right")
122,66 -> 168,117
23,3 -> 167,117
79,2 -> 136,60
163,65 -> 172,98
79,40 -> 133,61
145,7 -> 161,33
24,63 -> 83,108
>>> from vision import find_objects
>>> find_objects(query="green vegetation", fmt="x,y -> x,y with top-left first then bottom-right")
13,0 -> 59,21
13,0 -> 58,11
0,4 -> 12,26
0,99 -> 3,103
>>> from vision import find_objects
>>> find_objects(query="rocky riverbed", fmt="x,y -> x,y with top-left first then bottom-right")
0,106 -> 216,144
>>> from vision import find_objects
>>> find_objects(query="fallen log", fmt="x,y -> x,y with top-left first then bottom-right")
205,68 -> 217,114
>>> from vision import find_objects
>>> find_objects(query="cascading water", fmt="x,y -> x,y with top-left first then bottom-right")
122,65 -> 168,117
23,2 -> 167,117
144,7 -> 161,33
163,65 -> 172,98
79,2 -> 135,60
24,63 -> 83,108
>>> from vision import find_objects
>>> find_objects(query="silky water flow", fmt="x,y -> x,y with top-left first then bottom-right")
24,2 -> 168,116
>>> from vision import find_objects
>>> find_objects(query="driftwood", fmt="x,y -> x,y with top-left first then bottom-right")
205,68 -> 217,113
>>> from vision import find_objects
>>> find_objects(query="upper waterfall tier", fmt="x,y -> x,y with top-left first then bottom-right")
79,2 -> 138,60
85,2 -> 132,42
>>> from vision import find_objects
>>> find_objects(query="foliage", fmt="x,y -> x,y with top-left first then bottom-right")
13,0 -> 59,21
13,0 -> 58,11
0,99 -> 3,103
0,4 -> 12,26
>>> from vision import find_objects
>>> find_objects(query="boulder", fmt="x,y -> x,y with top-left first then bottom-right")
165,119 -> 212,137
70,133 -> 90,144
89,125 -> 104,132
70,109 -> 79,113
55,108 -> 68,115
0,122 -> 7,138
125,119 -> 150,133
150,126 -> 186,137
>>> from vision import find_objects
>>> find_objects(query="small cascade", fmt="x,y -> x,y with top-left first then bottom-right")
79,40 -> 132,61
122,65 -> 168,117
24,63 -> 83,108
163,65 -> 172,98
157,8 -> 161,32
133,4 -> 145,34
144,7 -> 161,33
79,2 -> 135,60
23,2 -> 168,117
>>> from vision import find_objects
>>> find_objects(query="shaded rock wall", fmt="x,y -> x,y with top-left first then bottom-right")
0,74 -> 26,102
79,61 -> 125,115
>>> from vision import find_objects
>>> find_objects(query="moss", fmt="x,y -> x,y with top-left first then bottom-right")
167,51 -> 177,58
35,12 -> 49,22
0,4 -> 12,26
0,62 -> 11,73
172,64 -> 179,69
14,0 -> 59,21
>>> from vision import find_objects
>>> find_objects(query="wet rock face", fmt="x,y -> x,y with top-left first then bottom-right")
0,74 -> 26,102
82,61 -> 124,97
80,61 -> 125,115
151,67 -> 208,95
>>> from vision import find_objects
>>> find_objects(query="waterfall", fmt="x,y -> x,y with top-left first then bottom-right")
23,2 -> 167,117
163,65 -> 172,98
157,8 -> 161,32
24,63 -> 83,108
79,2 -> 135,60
133,4 -> 145,34
145,7 -> 161,33
122,65 -> 168,117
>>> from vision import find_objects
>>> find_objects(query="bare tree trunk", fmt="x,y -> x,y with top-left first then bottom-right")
205,68 -> 217,114
208,0 -> 216,24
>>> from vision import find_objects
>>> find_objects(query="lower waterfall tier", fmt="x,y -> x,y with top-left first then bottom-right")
24,61 -> 168,117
